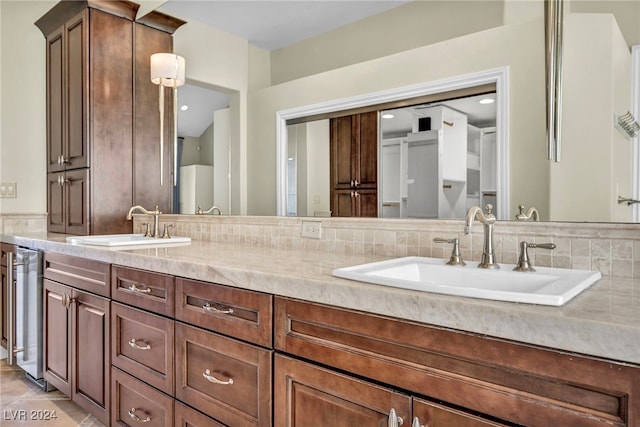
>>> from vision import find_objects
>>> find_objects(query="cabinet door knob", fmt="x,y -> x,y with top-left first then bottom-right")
203,369 -> 234,385
388,408 -> 404,426
203,302 -> 234,315
128,408 -> 151,423
128,338 -> 151,351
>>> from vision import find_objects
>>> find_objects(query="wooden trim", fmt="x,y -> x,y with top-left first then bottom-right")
35,0 -> 139,37
136,10 -> 187,34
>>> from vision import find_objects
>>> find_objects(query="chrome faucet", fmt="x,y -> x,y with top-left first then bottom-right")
196,205 -> 222,215
515,205 -> 540,221
464,204 -> 499,269
126,205 -> 161,238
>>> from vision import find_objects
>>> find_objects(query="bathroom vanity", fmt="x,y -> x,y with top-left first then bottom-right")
1,232 -> 639,426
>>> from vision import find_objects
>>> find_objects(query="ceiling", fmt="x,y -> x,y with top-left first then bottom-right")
159,1 -> 495,138
159,0 -> 411,51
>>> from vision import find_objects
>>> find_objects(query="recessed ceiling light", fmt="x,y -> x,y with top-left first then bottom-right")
382,113 -> 395,119
180,105 -> 189,111
479,98 -> 494,105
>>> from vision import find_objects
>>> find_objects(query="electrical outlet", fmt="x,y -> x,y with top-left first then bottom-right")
0,182 -> 17,198
301,221 -> 322,239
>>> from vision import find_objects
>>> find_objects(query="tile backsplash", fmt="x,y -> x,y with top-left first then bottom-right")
2,213 -> 639,278
138,215 -> 640,278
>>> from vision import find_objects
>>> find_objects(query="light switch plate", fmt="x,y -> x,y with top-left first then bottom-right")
0,182 -> 17,198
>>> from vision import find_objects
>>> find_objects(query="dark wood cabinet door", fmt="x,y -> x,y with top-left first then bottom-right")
274,354 -> 411,427
111,302 -> 174,395
46,28 -> 65,173
111,367 -> 174,427
43,279 -> 72,396
175,322 -> 272,427
330,112 -> 378,217
71,288 -> 109,425
330,115 -> 357,191
175,401 -> 226,427
65,168 -> 89,235
47,172 -> 66,233
356,111 -> 378,189
64,11 -> 89,171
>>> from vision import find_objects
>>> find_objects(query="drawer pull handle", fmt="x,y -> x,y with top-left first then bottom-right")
128,408 -> 151,423
203,302 -> 234,315
129,338 -> 151,351
203,369 -> 234,385
128,283 -> 152,294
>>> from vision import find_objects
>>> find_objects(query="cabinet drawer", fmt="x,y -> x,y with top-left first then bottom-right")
44,252 -> 110,297
112,302 -> 174,395
112,266 -> 174,317
175,322 -> 272,427
275,297 -> 639,427
111,367 -> 173,427
176,278 -> 272,348
175,401 -> 226,427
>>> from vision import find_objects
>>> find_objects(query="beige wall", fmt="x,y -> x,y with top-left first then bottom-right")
271,1 -> 505,85
0,1 -> 55,214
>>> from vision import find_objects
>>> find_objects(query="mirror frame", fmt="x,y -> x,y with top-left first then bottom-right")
275,68 -> 510,218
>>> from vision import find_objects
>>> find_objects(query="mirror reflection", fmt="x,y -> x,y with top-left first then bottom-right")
162,0 -> 640,223
175,83 -> 232,215
285,92 -> 498,219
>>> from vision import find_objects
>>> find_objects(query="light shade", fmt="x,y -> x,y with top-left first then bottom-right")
150,53 -> 185,87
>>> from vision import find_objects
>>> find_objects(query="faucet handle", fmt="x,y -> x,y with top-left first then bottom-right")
161,224 -> 174,239
433,237 -> 466,266
514,241 -> 556,272
141,222 -> 153,238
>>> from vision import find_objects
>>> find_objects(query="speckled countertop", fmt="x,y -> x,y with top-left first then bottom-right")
3,232 -> 639,366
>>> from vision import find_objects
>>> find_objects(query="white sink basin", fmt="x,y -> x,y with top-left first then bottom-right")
66,234 -> 191,247
333,256 -> 601,306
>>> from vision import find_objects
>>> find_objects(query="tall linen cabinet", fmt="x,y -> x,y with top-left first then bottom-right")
36,1 -> 184,235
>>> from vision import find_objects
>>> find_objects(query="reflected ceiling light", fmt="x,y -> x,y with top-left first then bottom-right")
382,113 -> 395,119
479,98 -> 495,105
150,52 -> 186,186
180,105 -> 189,111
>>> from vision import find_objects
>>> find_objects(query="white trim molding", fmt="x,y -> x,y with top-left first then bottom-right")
276,67 -> 510,219
632,45 -> 640,222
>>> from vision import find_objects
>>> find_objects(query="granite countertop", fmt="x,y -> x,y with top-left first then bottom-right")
3,232 -> 639,366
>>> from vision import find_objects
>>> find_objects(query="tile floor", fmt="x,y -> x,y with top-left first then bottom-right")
0,358 -> 104,427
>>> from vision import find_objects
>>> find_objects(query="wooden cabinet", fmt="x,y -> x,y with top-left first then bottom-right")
112,302 -> 174,395
111,366 -> 174,427
175,278 -> 273,348
46,169 -> 89,235
330,112 -> 378,217
112,266 -> 175,317
275,297 -> 640,427
175,322 -> 273,427
36,2 -> 185,234
42,253 -> 111,425
275,354 -> 411,426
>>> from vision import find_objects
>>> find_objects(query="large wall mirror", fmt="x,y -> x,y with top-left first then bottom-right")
160,0 -> 640,223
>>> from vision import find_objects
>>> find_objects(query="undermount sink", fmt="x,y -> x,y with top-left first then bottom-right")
333,256 -> 601,306
66,234 -> 191,247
